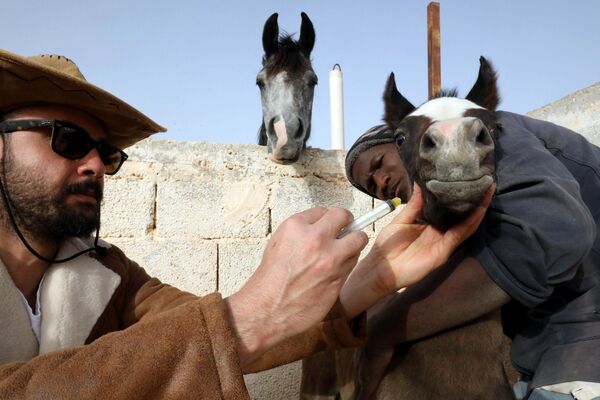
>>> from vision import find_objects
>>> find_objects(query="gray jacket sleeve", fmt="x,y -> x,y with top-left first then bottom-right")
469,112 -> 596,307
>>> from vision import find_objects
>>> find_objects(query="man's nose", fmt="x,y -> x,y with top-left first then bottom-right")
77,148 -> 106,177
373,170 -> 390,191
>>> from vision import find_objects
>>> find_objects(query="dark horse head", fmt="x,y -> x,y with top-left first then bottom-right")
257,12 -> 317,164
384,57 -> 501,229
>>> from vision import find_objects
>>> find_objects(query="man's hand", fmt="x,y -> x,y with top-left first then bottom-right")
225,207 -> 368,367
340,183 -> 494,318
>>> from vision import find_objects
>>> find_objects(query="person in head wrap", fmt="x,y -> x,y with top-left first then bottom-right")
345,124 -> 411,201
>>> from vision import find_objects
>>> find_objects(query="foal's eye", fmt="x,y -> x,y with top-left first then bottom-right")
395,134 -> 406,148
256,79 -> 265,89
308,77 -> 318,88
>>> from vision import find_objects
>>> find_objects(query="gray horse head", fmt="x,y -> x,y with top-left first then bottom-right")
257,12 -> 317,164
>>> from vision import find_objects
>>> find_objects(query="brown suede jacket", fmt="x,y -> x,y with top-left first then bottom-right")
0,238 -> 366,399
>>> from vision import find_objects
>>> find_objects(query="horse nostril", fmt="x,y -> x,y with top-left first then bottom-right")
295,119 -> 304,139
475,127 -> 493,146
421,132 -> 437,151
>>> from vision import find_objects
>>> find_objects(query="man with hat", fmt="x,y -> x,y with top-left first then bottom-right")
0,49 -> 489,398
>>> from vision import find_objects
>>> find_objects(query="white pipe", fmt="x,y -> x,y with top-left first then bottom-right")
329,64 -> 345,150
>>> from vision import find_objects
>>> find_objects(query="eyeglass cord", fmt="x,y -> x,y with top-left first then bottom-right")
0,177 -> 106,264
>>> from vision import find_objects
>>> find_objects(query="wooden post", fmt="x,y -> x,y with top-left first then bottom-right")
427,2 -> 441,99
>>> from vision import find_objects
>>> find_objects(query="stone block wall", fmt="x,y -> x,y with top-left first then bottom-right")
527,82 -> 600,145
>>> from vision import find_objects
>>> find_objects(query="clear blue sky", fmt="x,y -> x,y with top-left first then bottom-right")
3,1 -> 599,149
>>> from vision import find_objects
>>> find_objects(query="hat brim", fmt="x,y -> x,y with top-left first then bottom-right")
0,49 -> 165,149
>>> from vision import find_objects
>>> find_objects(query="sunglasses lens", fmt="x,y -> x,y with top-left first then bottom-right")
52,125 -> 94,159
51,122 -> 126,175
98,144 -> 126,175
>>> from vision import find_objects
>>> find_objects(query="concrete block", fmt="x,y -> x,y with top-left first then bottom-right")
527,82 -> 600,145
245,361 -> 301,400
156,178 -> 270,239
106,238 -> 217,296
270,175 -> 372,229
102,176 -> 156,238
218,239 -> 268,297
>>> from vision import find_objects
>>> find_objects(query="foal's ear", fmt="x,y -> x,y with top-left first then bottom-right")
466,56 -> 500,110
262,13 -> 280,59
299,12 -> 315,56
383,72 -> 416,128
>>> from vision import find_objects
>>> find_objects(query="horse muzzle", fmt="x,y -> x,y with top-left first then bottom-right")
425,175 -> 493,213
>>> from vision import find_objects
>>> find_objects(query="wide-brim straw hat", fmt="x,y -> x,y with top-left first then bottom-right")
0,49 -> 165,149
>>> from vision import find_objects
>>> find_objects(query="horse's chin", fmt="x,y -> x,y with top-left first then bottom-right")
425,175 -> 493,214
268,153 -> 300,165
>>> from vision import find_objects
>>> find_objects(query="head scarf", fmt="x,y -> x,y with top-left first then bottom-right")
345,124 -> 395,195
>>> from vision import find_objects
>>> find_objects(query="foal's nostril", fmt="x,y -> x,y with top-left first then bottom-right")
476,128 -> 493,146
421,132 -> 437,150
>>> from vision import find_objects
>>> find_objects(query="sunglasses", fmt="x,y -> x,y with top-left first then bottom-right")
0,119 -> 128,175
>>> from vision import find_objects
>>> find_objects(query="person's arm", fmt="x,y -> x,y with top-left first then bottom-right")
0,293 -> 250,399
339,184 -> 495,320
224,206 -> 368,370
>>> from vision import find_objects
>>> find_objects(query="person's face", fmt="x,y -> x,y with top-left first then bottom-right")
0,105 -> 107,240
351,142 -> 411,201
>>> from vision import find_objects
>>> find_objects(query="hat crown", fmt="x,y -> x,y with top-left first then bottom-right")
28,54 -> 86,81
0,48 -> 164,148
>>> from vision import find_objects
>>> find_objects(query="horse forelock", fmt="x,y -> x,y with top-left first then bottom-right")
430,88 -> 460,99
263,35 -> 312,77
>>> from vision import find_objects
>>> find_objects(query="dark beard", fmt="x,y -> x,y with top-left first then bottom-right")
1,165 -> 103,241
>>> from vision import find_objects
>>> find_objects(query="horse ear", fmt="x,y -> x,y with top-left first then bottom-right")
262,13 -> 280,59
299,12 -> 315,56
383,72 -> 415,128
466,56 -> 500,110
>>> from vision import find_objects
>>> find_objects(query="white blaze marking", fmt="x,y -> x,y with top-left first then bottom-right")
433,117 -> 478,138
410,98 -> 483,121
274,116 -> 288,147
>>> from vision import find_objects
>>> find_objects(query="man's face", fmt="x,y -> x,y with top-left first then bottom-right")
351,143 -> 411,201
0,105 -> 107,240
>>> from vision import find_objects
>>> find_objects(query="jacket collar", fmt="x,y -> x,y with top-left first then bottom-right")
0,237 -> 121,361
0,254 -> 38,363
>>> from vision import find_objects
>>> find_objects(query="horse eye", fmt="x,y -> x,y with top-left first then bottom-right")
256,79 -> 265,89
308,77 -> 318,88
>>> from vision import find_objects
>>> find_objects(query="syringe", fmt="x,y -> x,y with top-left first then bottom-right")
337,198 -> 402,238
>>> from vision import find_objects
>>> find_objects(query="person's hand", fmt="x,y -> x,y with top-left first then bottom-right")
225,206 -> 368,366
340,183 -> 494,318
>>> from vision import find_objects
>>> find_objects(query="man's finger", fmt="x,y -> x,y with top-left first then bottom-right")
390,183 -> 423,225
294,206 -> 328,224
317,207 -> 355,236
338,230 -> 369,257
